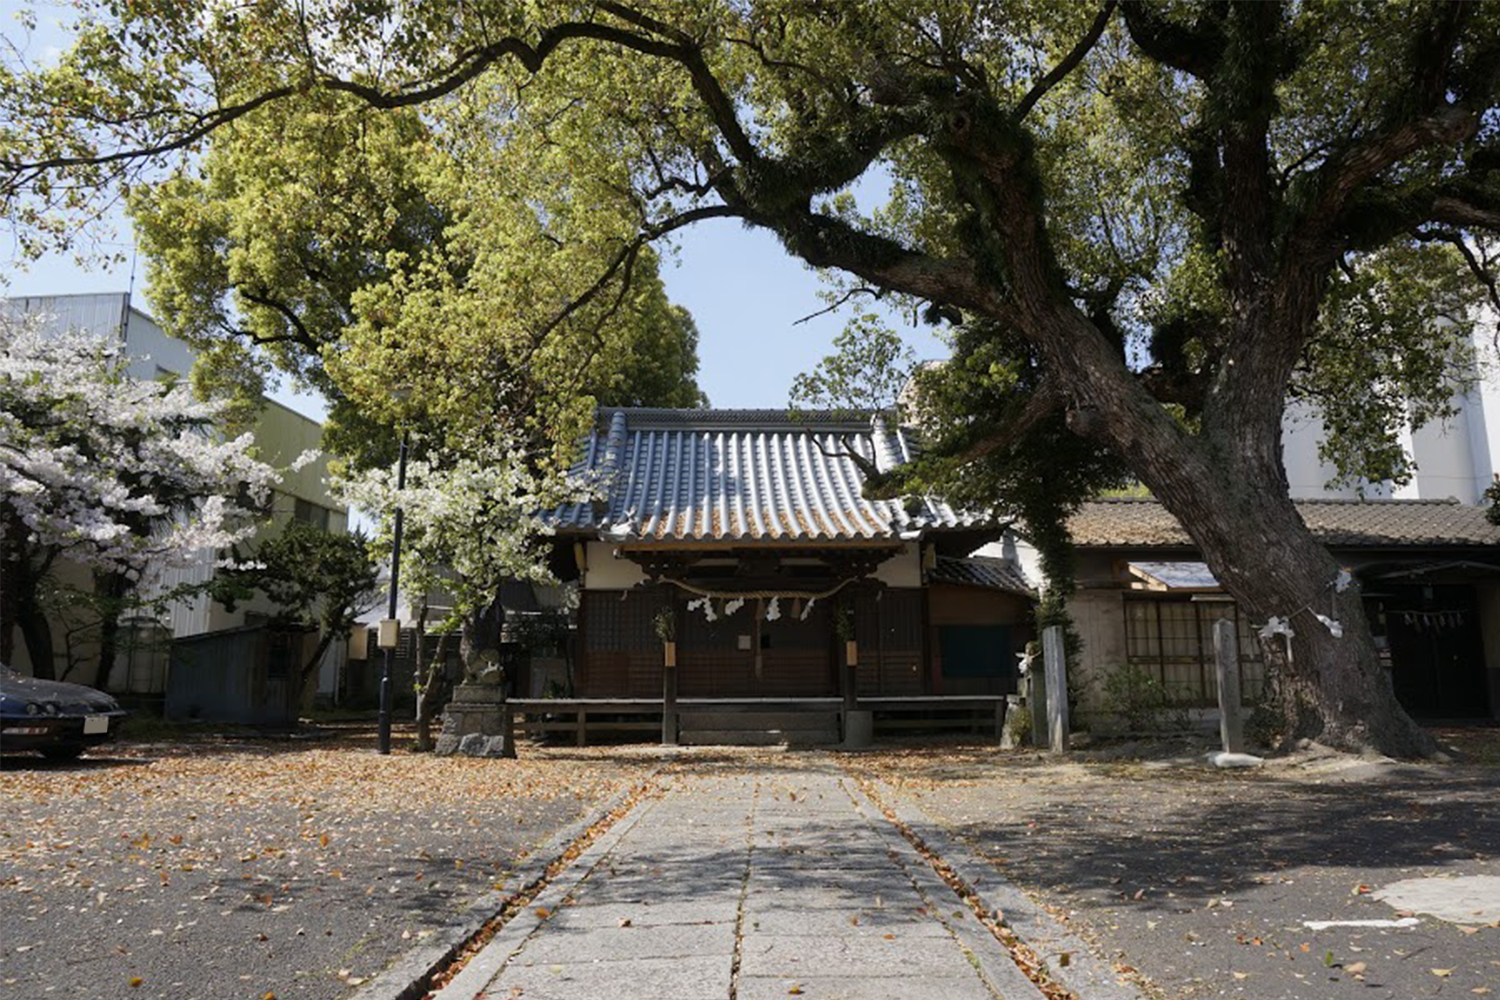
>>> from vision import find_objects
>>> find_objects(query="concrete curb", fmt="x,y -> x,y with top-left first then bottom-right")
350,772 -> 660,1000
840,778 -> 1047,1000
433,785 -> 664,999
871,779 -> 1148,1000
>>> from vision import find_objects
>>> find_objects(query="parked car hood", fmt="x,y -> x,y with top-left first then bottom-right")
0,667 -> 123,715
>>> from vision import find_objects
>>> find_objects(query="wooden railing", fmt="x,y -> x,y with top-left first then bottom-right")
501,695 -> 1005,748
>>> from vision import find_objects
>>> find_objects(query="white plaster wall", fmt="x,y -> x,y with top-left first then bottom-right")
871,545 -> 921,588
584,542 -> 648,590
1281,307 -> 1500,501
1466,313 -> 1500,492
121,307 -> 195,380
1282,399 -> 1367,498
1393,411 -> 1481,502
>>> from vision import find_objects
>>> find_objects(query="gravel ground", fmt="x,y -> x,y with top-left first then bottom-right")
0,735 -> 654,1000
848,729 -> 1500,1000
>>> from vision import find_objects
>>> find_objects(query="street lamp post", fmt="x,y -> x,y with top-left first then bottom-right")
377,429 -> 410,755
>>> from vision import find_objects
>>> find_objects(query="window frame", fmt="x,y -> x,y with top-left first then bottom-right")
1122,595 -> 1264,706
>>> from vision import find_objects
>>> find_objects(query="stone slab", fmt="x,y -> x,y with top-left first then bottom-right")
736,975 -> 994,1000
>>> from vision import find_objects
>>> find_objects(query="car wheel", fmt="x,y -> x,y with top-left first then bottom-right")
40,745 -> 84,761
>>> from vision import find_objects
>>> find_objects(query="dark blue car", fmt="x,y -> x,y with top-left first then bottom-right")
0,665 -> 127,760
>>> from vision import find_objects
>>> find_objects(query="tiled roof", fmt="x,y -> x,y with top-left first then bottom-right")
550,408 -> 988,542
931,555 -> 1035,594
1069,498 -> 1500,548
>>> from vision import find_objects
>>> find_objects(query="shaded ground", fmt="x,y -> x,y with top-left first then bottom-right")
847,729 -> 1500,999
0,730 -> 654,1000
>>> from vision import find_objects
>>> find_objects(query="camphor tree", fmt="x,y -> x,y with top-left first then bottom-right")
124,87 -> 707,468
5,2 -> 1500,754
0,312 -> 278,681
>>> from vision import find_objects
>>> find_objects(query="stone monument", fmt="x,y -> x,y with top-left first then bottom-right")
434,649 -> 511,758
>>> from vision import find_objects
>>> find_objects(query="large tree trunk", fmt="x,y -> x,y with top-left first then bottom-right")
1159,478 -> 1433,756
89,570 -> 130,690
299,628 -> 339,712
1094,367 -> 1436,757
15,599 -> 56,680
414,631 -> 452,752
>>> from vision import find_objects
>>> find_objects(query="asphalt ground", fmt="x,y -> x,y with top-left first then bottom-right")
0,735 -> 653,1000
848,731 -> 1500,1000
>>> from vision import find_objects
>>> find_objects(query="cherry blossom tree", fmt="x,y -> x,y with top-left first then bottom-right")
337,437 -> 584,746
1,313 -> 278,680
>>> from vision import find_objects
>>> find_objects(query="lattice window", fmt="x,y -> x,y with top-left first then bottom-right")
583,590 -> 664,653
1123,597 -> 1265,706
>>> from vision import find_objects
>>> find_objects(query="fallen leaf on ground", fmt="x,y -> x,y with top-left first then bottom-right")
1433,969 -> 1453,978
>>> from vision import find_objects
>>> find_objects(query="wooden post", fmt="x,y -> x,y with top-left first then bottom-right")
1041,626 -> 1069,753
1213,618 -> 1244,754
1026,644 -> 1047,749
500,700 -> 517,759
662,653 -> 679,746
844,640 -> 859,710
576,707 -> 588,748
993,698 -> 1005,741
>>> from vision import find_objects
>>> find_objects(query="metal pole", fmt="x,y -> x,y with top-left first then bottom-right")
378,430 -> 410,755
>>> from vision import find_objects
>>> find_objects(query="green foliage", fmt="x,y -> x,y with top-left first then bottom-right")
1101,664 -> 1194,735
212,521 -> 380,646
1295,243 -> 1482,488
652,607 -> 676,644
128,89 -> 706,471
1485,475 -> 1500,526
789,314 -> 916,416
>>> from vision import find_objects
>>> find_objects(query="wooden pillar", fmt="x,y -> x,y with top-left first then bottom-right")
1041,625 -> 1070,753
576,707 -> 588,748
500,700 -> 517,759
662,640 -> 679,745
843,639 -> 859,711
1213,619 -> 1244,753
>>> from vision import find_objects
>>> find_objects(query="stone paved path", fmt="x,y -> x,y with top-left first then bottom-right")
435,758 -> 1040,1000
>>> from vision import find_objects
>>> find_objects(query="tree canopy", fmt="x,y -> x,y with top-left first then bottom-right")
124,88 -> 706,469
5,1 -> 1500,754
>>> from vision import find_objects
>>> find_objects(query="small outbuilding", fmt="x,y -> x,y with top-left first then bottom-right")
1058,497 -> 1500,727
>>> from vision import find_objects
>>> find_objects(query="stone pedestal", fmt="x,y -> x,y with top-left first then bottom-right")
999,694 -> 1029,750
842,709 -> 873,749
434,683 -> 509,758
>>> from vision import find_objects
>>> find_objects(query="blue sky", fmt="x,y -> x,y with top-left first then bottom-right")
11,208 -> 949,418
3,2 -> 949,420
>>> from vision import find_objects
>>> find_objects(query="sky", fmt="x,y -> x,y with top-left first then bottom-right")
2,2 -> 949,422
10,208 -> 950,420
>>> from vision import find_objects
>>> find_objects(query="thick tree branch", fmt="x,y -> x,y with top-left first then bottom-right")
1118,1 -> 1225,78
1016,1 -> 1117,120
1430,195 -> 1500,233
233,286 -> 325,352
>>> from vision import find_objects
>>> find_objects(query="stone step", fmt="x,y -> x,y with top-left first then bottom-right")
679,728 -> 839,747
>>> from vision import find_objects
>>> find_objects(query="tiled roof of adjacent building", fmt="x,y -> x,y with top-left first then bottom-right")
550,408 -> 989,542
931,555 -> 1035,594
1069,497 -> 1500,548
